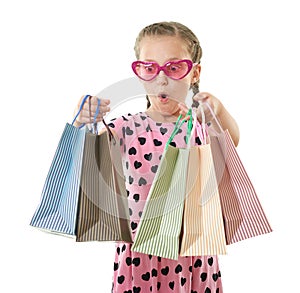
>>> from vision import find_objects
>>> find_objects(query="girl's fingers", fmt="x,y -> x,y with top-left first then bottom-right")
192,93 -> 208,102
80,106 -> 110,120
98,98 -> 111,105
76,96 -> 111,124
179,103 -> 201,121
178,102 -> 189,116
89,96 -> 110,110
87,96 -> 110,110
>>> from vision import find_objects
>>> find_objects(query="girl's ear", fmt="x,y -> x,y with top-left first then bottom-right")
192,64 -> 201,83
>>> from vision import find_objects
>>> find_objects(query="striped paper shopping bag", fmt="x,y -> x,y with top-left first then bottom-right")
210,129 -> 272,244
30,95 -> 94,236
210,133 -> 243,244
180,143 -> 227,256
131,111 -> 193,260
199,97 -> 272,245
131,146 -> 189,260
75,127 -> 132,243
30,124 -> 86,236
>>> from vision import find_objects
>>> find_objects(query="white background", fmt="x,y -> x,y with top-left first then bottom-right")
1,0 -> 299,292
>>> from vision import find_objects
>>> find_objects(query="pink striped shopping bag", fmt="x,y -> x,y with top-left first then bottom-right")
207,103 -> 272,244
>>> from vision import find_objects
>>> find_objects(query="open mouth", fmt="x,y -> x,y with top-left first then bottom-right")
158,93 -> 169,103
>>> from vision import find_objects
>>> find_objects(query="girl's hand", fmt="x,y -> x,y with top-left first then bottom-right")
194,92 -> 240,146
178,102 -> 190,117
192,92 -> 222,123
73,95 -> 111,127
178,92 -> 222,123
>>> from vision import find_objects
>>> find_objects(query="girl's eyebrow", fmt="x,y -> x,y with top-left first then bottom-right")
142,58 -> 182,63
141,59 -> 157,62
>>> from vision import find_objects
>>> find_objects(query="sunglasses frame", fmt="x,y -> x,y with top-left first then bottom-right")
131,59 -> 196,81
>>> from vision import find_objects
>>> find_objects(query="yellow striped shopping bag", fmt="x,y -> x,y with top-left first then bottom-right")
75,122 -> 132,243
179,142 -> 227,256
179,104 -> 227,257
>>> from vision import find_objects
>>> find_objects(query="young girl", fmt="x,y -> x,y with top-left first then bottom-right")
74,21 -> 239,293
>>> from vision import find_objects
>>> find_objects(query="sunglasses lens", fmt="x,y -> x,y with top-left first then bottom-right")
132,62 -> 158,81
165,60 -> 191,79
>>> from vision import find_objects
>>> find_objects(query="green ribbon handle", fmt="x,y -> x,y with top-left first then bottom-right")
185,108 -> 193,145
165,108 -> 193,150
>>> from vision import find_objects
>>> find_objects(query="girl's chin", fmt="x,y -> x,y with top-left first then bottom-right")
154,105 -> 181,116
149,96 -> 182,113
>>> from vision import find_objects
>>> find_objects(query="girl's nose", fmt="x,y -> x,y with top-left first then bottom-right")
156,70 -> 168,85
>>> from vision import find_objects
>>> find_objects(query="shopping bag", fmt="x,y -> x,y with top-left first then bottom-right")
30,95 -> 91,236
75,119 -> 132,243
180,106 -> 227,256
209,133 -> 244,244
206,102 -> 272,244
131,111 -> 193,260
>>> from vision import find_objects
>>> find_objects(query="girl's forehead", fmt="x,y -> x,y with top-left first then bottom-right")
139,35 -> 191,60
140,35 -> 184,45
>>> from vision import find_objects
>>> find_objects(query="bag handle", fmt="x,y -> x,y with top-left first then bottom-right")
165,103 -> 209,150
71,94 -> 102,131
88,96 -> 101,134
87,97 -> 115,142
203,101 -> 224,133
71,94 -> 115,142
165,109 -> 193,150
71,94 -> 91,127
195,101 -> 207,145
102,119 -> 116,143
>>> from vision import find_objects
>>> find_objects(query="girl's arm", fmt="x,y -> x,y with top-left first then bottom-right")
195,92 -> 240,147
179,92 -> 240,147
213,100 -> 240,147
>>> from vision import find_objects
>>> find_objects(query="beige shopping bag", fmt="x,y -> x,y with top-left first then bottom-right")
76,121 -> 132,243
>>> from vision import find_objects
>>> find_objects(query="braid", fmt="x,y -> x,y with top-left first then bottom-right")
146,95 -> 151,109
191,83 -> 200,108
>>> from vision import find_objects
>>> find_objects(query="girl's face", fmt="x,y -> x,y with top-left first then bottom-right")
138,35 -> 200,116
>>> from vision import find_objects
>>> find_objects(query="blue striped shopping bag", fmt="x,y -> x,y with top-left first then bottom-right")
30,95 -> 91,236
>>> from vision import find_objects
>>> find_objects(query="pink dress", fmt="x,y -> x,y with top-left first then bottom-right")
108,112 -> 223,293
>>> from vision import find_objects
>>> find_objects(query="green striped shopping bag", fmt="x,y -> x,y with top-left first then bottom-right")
131,110 -> 193,260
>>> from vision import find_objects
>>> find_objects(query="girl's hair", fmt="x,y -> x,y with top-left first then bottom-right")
134,21 -> 203,108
